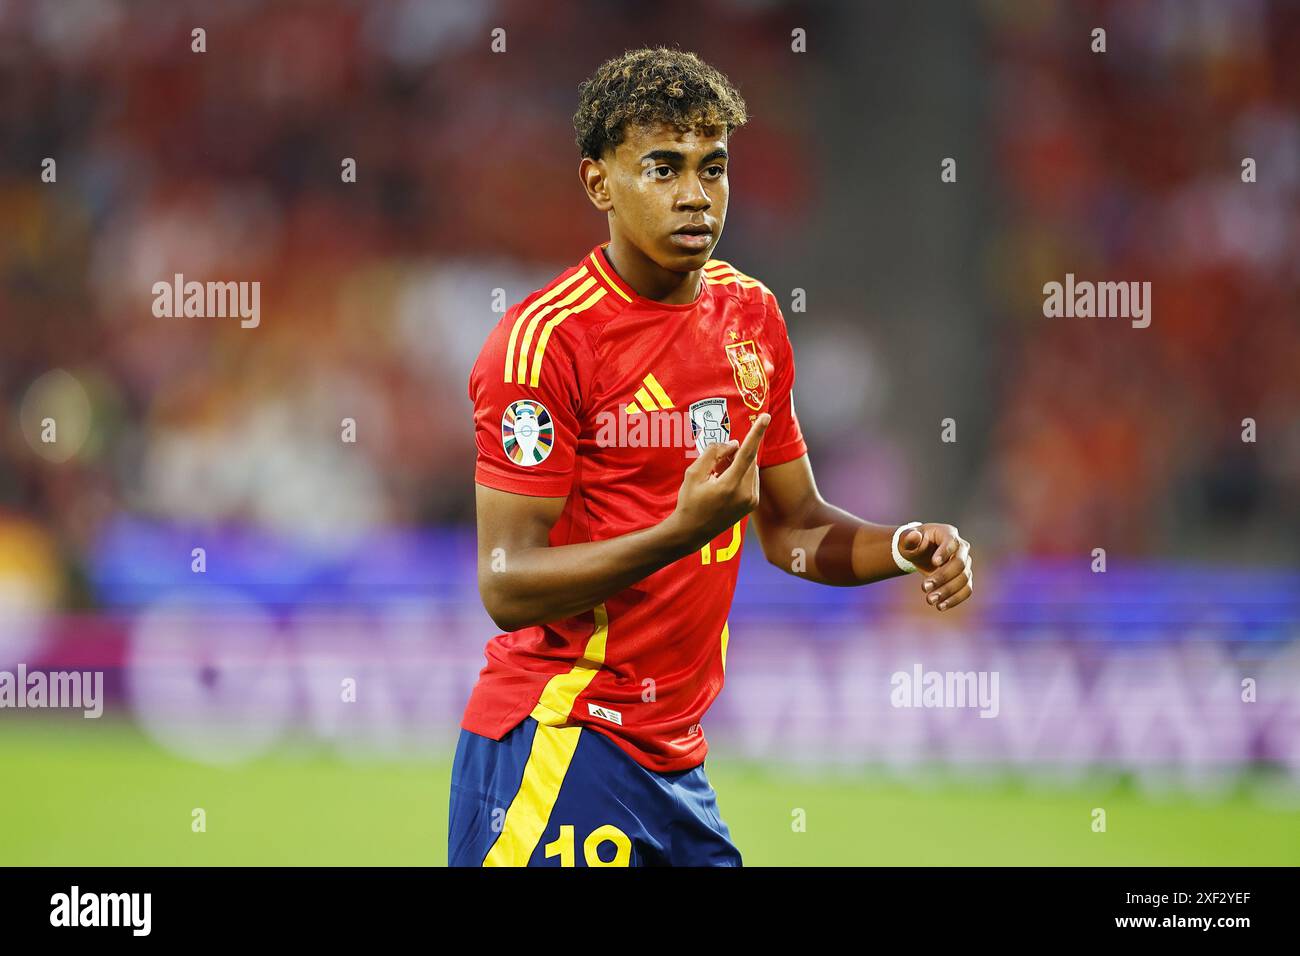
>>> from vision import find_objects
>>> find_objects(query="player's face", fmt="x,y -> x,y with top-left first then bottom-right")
604,121 -> 728,271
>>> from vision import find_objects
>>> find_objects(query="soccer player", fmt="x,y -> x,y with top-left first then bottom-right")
449,47 -> 973,867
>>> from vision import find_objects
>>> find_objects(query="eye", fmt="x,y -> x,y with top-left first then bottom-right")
647,164 -> 674,180
703,164 -> 725,179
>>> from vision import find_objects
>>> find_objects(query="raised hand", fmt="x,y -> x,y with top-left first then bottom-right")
672,413 -> 771,550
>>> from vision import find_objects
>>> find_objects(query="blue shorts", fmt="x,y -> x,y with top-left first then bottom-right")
447,716 -> 742,867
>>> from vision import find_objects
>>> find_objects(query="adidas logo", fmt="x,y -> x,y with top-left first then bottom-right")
624,372 -> 675,415
595,372 -> 698,457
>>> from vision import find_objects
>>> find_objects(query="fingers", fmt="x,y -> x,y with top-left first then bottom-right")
903,526 -> 957,571
906,524 -> 973,610
688,439 -> 738,476
899,526 -> 939,561
922,553 -> 967,593
929,532 -> 959,569
726,413 -> 770,478
711,440 -> 741,476
740,444 -> 762,498
922,528 -> 955,570
900,525 -> 932,554
926,562 -> 971,605
932,581 -> 972,611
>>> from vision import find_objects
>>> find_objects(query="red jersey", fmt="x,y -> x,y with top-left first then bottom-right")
462,241 -> 807,772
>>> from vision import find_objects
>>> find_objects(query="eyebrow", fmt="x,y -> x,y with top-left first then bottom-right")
640,147 -> 729,165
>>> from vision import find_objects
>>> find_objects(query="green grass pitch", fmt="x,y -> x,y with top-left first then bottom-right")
2,720 -> 1296,866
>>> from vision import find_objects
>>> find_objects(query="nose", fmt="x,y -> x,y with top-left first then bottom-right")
675,172 -> 711,211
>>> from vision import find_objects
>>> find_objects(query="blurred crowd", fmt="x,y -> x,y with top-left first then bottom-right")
0,0 -> 811,609
0,0 -> 1296,614
981,0 -> 1300,557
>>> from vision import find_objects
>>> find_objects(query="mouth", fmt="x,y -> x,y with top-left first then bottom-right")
669,222 -> 714,251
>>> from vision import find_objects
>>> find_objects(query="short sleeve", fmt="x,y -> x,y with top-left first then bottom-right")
758,295 -> 808,469
469,309 -> 586,498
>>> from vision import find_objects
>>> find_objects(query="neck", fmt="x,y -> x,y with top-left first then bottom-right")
604,236 -> 701,305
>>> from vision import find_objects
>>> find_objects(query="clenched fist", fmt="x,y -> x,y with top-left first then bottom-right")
898,524 -> 973,611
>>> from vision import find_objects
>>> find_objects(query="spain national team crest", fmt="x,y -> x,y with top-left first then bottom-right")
688,397 -> 731,455
501,399 -> 554,467
725,339 -> 768,411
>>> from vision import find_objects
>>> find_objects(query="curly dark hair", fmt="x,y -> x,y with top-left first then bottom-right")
573,47 -> 749,160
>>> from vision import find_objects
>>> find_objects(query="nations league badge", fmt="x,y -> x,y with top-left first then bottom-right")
688,397 -> 731,456
502,399 -> 554,466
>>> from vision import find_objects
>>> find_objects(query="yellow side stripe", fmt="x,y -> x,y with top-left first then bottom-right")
505,268 -> 588,383
481,722 -> 582,866
642,373 -> 673,409
530,603 -> 609,725
720,621 -> 730,673
516,277 -> 596,384
588,251 -> 633,302
528,285 -> 606,387
481,602 -> 612,866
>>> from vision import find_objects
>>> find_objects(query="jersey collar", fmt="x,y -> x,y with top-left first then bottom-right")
587,242 -> 707,311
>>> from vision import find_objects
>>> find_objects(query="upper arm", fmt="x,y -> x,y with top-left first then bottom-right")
468,303 -> 589,601
475,483 -> 566,574
473,484 -> 566,630
752,294 -> 816,558
754,453 -> 821,560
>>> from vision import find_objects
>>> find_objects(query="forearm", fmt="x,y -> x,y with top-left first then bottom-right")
479,513 -> 701,631
765,499 -> 907,586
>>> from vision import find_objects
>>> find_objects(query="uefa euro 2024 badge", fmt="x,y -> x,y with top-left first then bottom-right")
502,400 -> 554,466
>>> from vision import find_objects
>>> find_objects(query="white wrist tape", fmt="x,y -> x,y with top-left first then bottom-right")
891,522 -> 923,574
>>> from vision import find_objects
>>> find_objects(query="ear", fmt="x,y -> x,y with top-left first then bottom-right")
579,156 -> 613,212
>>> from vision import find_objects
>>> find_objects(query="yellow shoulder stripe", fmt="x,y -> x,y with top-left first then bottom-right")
505,268 -> 588,383
514,276 -> 595,384
527,285 -> 606,387
703,260 -> 771,297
